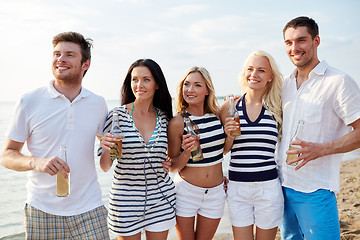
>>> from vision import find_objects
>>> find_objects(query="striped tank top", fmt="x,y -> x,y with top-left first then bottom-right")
229,95 -> 279,182
183,112 -> 226,167
102,106 -> 176,236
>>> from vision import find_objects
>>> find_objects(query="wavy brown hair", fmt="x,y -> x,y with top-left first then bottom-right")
175,66 -> 218,115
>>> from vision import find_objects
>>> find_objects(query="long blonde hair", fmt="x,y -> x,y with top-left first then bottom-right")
239,50 -> 283,138
175,66 -> 218,115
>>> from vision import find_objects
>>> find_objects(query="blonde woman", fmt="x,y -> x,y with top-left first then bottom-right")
220,51 -> 283,240
167,67 -> 227,240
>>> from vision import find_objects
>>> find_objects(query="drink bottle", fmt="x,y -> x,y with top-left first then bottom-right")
56,145 -> 70,197
228,95 -> 241,136
110,111 -> 122,160
286,120 -> 304,166
184,117 -> 204,162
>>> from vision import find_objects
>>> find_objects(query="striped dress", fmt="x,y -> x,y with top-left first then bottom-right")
229,95 -> 279,182
184,113 -> 226,167
103,106 -> 176,236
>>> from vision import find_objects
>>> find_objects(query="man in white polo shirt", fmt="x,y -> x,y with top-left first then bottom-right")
279,16 -> 360,240
1,32 -> 109,239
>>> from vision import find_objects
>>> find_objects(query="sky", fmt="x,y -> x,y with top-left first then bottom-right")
1,0 -> 359,102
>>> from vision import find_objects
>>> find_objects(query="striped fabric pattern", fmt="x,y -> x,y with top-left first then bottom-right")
145,119 -> 159,148
184,113 -> 226,167
103,106 -> 176,236
229,95 -> 279,182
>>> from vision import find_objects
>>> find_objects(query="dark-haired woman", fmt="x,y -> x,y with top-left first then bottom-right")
99,59 -> 176,240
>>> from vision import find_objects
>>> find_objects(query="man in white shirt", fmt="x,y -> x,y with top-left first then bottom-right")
279,16 -> 360,240
1,32 -> 109,239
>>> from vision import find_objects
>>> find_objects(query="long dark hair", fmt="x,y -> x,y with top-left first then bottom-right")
121,59 -> 173,119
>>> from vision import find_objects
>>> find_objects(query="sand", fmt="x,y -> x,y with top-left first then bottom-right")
273,158 -> 360,240
111,158 -> 360,240
186,158 -> 360,240
3,160 -> 357,240
337,158 -> 360,240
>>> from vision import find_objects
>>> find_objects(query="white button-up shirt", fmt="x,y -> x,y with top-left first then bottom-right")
278,61 -> 360,193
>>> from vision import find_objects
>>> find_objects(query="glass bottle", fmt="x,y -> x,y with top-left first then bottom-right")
286,120 -> 304,166
56,145 -> 70,197
110,111 -> 122,160
228,94 -> 241,136
184,117 -> 204,162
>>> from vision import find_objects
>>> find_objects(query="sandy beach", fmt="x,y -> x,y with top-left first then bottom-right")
337,158 -> 360,240
1,159 -> 358,240
177,158 -> 360,240
274,158 -> 360,240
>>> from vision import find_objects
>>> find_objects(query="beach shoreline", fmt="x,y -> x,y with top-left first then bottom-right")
174,158 -> 360,240
1,158 -> 359,240
152,158 -> 360,240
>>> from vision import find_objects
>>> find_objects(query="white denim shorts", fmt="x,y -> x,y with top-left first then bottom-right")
227,178 -> 284,229
174,173 -> 226,219
117,216 -> 176,236
144,217 -> 176,233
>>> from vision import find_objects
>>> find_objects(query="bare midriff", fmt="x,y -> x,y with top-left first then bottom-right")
179,162 -> 223,188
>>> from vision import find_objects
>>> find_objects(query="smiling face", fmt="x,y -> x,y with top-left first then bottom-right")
131,66 -> 158,101
182,71 -> 209,106
244,55 -> 273,92
284,26 -> 319,70
52,41 -> 89,83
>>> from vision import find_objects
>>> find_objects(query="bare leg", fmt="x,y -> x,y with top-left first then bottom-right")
116,232 -> 141,240
195,214 -> 221,240
255,226 -> 278,240
232,225 -> 254,240
175,215 -> 196,240
145,230 -> 169,240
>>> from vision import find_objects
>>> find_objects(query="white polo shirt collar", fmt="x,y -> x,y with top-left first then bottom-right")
47,80 -> 90,102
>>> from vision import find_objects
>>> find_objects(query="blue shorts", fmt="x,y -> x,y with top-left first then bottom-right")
280,187 -> 340,240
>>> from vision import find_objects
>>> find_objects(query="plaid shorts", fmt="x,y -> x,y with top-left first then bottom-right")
24,204 -> 110,240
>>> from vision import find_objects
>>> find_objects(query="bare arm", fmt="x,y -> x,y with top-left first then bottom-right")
1,138 -> 69,177
287,118 -> 360,170
168,115 -> 193,173
219,100 -> 236,155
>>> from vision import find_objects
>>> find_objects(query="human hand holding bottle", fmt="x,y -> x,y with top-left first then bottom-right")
100,133 -> 124,154
286,120 -> 304,167
286,120 -> 328,170
286,139 -> 327,170
109,111 -> 124,160
224,116 -> 239,139
227,94 -> 241,136
56,145 -> 70,197
182,133 -> 196,153
184,118 -> 204,162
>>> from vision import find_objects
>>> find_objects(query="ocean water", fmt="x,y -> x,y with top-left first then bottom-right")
0,100 -> 359,239
0,100 -> 118,239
